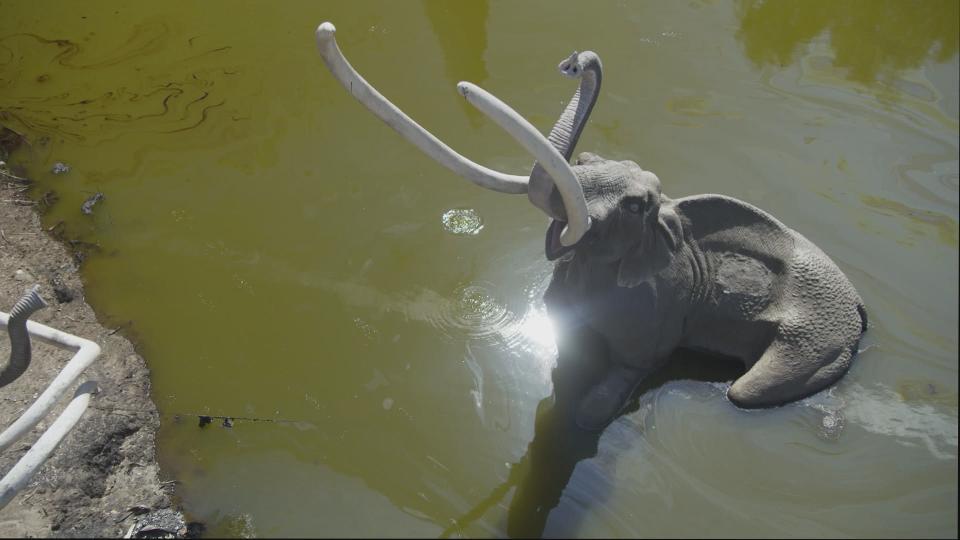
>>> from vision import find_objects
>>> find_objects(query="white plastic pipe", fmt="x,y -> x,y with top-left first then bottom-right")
0,313 -> 101,453
457,82 -> 591,246
0,381 -> 99,509
315,22 -> 530,194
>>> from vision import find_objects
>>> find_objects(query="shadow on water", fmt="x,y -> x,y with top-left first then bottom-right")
422,0 -> 489,127
736,0 -> 958,85
442,331 -> 746,538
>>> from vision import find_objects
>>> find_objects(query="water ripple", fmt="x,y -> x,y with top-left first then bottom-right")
427,283 -> 513,338
440,208 -> 484,236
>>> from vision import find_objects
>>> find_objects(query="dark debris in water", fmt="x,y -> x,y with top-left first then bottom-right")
81,192 -> 104,215
0,126 -> 26,160
64,237 -> 102,265
51,161 -> 71,175
38,190 -> 59,212
196,415 -> 234,428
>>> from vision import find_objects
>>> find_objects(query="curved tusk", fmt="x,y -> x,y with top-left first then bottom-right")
457,82 -> 591,246
315,22 -> 528,194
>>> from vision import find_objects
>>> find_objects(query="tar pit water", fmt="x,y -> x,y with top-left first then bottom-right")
1,1 -> 957,536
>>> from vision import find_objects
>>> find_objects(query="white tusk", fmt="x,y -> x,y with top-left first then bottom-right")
315,22 -> 529,194
457,82 -> 591,246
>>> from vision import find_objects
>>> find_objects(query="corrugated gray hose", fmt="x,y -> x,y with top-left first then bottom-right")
1,285 -> 47,388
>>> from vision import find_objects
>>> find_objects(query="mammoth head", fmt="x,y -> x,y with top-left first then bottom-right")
545,153 -> 681,286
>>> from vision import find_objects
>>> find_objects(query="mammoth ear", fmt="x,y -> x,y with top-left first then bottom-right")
617,207 -> 681,288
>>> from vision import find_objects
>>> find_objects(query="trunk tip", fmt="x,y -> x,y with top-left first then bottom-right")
316,22 -> 336,41
560,217 -> 591,246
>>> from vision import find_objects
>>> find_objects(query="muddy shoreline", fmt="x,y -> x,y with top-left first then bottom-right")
1,148 -> 183,536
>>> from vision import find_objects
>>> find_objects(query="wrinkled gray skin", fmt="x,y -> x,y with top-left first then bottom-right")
534,52 -> 867,430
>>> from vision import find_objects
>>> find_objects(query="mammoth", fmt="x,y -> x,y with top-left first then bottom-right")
315,23 -> 866,431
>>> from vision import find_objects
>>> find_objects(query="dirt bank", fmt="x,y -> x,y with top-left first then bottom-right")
1,149 -> 182,536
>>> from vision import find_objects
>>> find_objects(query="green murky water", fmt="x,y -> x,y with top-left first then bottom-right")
2,0 -> 957,536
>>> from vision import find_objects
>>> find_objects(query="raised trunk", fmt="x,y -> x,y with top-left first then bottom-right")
457,82 -> 591,245
528,52 -> 603,219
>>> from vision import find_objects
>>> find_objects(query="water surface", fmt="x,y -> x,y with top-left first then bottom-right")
1,0 -> 957,537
